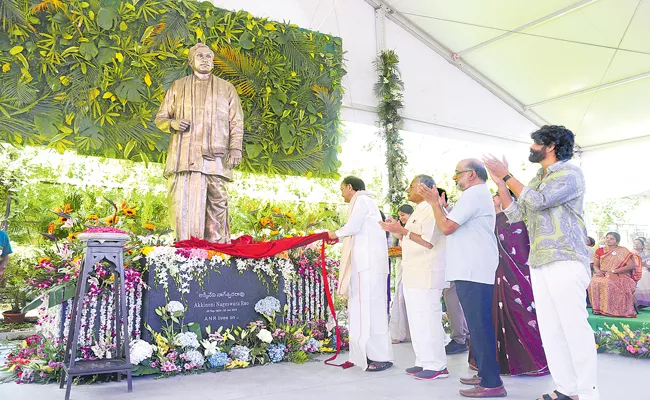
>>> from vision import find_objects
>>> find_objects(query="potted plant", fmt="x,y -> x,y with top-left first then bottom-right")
1,255 -> 33,324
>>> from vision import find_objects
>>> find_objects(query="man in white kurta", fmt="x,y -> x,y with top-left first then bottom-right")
330,176 -> 394,371
381,175 -> 449,380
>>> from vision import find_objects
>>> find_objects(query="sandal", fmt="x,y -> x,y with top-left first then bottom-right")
366,360 -> 393,372
537,390 -> 573,400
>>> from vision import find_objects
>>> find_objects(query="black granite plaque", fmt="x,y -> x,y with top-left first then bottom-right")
142,258 -> 285,340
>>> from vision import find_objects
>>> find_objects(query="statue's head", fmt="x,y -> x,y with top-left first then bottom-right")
188,43 -> 214,74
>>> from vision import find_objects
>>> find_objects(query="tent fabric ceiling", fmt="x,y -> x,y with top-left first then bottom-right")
384,0 -> 650,149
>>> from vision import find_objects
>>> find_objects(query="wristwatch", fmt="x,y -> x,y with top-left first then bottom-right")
503,174 -> 512,182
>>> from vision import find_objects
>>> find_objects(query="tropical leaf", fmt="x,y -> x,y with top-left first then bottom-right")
213,47 -> 263,98
279,30 -> 318,76
152,9 -> 190,47
0,0 -> 25,30
114,74 -> 145,102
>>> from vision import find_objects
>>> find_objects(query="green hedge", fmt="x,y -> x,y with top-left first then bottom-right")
0,0 -> 345,177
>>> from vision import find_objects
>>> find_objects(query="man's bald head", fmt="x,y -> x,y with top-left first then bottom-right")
454,158 -> 488,191
459,158 -> 488,182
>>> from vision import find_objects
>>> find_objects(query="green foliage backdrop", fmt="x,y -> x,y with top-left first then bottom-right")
0,0 -> 345,177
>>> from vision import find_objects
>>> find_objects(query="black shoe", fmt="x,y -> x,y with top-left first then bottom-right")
445,340 -> 468,355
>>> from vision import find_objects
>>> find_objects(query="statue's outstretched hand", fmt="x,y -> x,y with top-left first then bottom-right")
227,149 -> 242,168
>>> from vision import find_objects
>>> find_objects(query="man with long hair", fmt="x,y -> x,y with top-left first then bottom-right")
484,125 -> 599,400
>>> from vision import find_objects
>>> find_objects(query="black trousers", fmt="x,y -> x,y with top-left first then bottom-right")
455,280 -> 503,388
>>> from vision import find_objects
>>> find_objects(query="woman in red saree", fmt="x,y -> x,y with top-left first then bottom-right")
588,232 -> 640,318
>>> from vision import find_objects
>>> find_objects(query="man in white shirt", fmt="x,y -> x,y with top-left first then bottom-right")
419,159 -> 506,398
381,175 -> 449,381
328,176 -> 394,372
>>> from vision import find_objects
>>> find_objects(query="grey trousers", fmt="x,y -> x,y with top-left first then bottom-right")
443,281 -> 469,344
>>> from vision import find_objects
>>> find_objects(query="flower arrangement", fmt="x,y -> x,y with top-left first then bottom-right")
0,335 -> 63,384
127,297 -> 343,378
606,323 -> 650,358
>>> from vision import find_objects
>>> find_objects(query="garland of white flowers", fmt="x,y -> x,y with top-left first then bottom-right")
135,281 -> 143,339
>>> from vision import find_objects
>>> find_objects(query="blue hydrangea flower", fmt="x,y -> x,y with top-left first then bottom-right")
229,345 -> 251,362
267,343 -> 286,363
254,296 -> 281,317
208,351 -> 229,368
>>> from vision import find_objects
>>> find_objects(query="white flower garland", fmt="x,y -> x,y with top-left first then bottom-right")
63,299 -> 72,343
298,276 -> 304,322
87,295 -> 98,346
128,284 -> 135,339
80,297 -> 89,346
135,282 -> 143,339
291,279 -> 297,322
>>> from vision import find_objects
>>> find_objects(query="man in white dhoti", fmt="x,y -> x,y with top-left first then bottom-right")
381,175 -> 449,381
328,176 -> 394,372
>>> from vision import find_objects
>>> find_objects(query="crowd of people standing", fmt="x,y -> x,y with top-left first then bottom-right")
330,125 -> 600,399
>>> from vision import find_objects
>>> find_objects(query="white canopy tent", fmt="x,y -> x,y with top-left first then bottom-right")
211,0 -> 650,201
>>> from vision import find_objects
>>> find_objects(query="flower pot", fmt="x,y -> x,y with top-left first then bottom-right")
2,311 -> 26,324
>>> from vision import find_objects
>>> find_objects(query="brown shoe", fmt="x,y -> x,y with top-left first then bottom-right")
459,385 -> 507,398
460,375 -> 482,386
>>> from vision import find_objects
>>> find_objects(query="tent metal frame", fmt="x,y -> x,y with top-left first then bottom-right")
364,0 -> 549,128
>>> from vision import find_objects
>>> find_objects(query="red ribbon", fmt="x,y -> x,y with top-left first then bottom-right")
319,239 -> 353,368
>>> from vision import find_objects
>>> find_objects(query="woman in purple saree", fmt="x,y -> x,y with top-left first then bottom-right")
469,191 -> 548,376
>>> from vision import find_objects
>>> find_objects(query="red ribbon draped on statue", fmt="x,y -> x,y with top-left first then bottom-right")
174,234 -> 349,367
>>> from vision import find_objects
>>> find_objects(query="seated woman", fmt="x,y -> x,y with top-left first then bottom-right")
633,237 -> 650,308
588,232 -> 640,318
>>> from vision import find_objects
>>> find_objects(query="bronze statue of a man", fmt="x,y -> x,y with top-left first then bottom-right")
155,43 -> 244,243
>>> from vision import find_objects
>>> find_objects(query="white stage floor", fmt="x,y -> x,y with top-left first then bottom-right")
1,341 -> 649,399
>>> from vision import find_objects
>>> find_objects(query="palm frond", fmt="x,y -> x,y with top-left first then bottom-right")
213,47 -> 263,98
152,9 -> 190,47
280,31 -> 318,76
0,0 -> 26,30
1,76 -> 38,106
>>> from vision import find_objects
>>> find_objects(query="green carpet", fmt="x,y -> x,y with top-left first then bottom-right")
588,308 -> 650,331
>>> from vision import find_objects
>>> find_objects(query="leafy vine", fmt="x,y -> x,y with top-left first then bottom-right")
374,50 -> 407,212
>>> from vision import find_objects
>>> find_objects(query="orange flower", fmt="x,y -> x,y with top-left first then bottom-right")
259,217 -> 272,227
285,212 -> 294,218
38,257 -> 51,264
47,223 -> 56,234
276,251 -> 289,259
57,216 -> 67,225
290,219 -> 296,224
207,250 -> 228,260
68,232 -> 80,241
270,230 -> 279,236
144,222 -> 156,230
123,208 -> 136,217
121,202 -> 128,210
87,214 -> 99,222
272,207 -> 281,215
63,203 -> 73,213
105,215 -> 119,225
